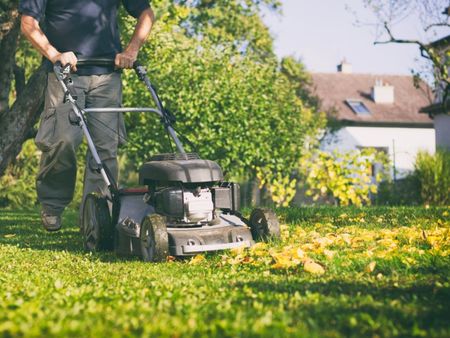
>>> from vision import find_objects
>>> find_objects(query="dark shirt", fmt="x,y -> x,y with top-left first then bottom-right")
19,0 -> 150,75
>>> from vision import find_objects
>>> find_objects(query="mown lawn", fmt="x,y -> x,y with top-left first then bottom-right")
0,206 -> 449,337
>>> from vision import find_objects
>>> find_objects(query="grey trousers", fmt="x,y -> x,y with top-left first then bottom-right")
35,72 -> 125,216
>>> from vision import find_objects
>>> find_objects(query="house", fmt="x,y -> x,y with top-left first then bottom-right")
312,61 -> 435,178
420,35 -> 450,150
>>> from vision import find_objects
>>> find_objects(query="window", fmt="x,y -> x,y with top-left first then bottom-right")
346,99 -> 371,115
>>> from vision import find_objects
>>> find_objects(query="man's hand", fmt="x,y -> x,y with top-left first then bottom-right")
51,52 -> 78,71
117,8 -> 154,69
115,50 -> 138,69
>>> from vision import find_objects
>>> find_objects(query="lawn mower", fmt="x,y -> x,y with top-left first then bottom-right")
53,58 -> 280,262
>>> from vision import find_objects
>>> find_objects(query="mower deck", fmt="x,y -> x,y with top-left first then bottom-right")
113,191 -> 253,257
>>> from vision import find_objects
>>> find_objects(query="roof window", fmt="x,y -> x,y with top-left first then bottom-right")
346,99 -> 371,115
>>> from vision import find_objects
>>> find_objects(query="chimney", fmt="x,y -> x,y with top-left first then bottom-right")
371,79 -> 394,104
337,59 -> 352,74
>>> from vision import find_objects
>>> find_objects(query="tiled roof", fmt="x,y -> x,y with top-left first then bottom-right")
311,73 -> 434,125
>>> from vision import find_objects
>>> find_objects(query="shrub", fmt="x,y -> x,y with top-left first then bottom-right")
414,149 -> 450,206
0,140 -> 86,210
299,148 -> 390,206
376,176 -> 422,206
0,140 -> 39,208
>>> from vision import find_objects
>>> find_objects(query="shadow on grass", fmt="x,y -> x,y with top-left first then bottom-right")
0,209 -> 133,263
241,279 -> 450,335
0,209 -> 81,251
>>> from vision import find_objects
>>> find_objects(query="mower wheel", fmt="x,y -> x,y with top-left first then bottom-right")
82,193 -> 113,251
249,208 -> 280,241
140,214 -> 169,262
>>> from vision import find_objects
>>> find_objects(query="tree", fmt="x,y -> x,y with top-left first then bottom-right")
173,0 -> 280,58
362,0 -> 449,107
0,0 -> 46,177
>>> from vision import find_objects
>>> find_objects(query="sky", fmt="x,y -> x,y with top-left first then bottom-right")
262,0 -> 449,75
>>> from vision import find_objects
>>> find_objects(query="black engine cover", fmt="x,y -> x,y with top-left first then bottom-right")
139,159 -> 223,184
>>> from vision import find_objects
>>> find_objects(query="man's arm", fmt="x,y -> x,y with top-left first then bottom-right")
115,7 -> 154,69
20,15 -> 78,71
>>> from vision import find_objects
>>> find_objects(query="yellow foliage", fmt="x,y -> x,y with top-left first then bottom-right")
256,167 -> 297,207
299,148 -> 390,206
215,215 -> 449,276
303,259 -> 325,275
189,254 -> 206,265
365,261 -> 377,273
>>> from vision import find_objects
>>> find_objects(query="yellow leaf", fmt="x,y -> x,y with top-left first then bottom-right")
323,249 -> 335,259
314,237 -> 333,248
250,242 -> 267,256
303,260 -> 325,275
271,262 -> 286,269
230,246 -> 246,256
365,261 -> 376,273
291,247 -> 306,260
271,249 -> 300,269
189,254 -> 206,265
341,233 -> 352,245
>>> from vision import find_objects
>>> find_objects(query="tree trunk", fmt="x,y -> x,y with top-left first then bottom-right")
0,4 -> 46,176
0,7 -> 19,116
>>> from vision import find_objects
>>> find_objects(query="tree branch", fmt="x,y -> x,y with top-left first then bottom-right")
374,22 -> 427,49
425,22 -> 450,31
374,21 -> 450,105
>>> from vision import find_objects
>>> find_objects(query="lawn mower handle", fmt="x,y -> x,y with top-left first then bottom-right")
61,58 -> 142,69
53,58 -> 187,154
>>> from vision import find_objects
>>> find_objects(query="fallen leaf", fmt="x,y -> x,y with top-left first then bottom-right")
291,247 -> 306,261
341,233 -> 352,245
189,254 -> 206,265
314,237 -> 333,248
365,261 -> 376,273
250,242 -> 267,256
271,252 -> 296,269
303,260 -> 325,275
323,249 -> 335,259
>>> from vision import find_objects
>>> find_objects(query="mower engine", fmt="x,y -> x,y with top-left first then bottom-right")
153,186 -> 214,224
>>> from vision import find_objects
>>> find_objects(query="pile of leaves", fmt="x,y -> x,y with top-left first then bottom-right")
191,210 -> 449,277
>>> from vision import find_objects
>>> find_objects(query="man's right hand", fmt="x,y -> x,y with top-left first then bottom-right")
51,52 -> 78,72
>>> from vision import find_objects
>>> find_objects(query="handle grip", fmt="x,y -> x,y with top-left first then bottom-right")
76,58 -> 115,67
133,60 -> 143,70
53,58 -> 144,74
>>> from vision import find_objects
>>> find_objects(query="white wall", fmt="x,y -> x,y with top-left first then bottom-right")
321,126 -> 436,178
434,114 -> 450,150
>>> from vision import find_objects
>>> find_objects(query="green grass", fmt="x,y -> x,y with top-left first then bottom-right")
0,207 -> 449,337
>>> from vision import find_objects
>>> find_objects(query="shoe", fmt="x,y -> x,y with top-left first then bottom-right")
41,211 -> 62,232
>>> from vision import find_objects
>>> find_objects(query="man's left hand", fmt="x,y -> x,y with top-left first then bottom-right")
115,50 -> 138,69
